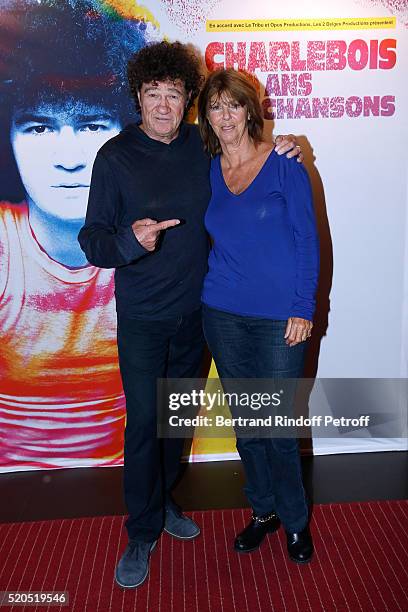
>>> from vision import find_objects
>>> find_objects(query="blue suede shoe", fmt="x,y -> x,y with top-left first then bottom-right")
115,540 -> 157,589
164,507 -> 200,540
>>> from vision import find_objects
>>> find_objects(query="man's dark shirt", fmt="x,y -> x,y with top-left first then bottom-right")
78,122 -> 211,319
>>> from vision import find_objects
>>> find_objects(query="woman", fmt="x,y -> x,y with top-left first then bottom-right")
198,69 -> 319,563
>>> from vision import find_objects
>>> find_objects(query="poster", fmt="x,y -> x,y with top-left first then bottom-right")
0,0 -> 407,472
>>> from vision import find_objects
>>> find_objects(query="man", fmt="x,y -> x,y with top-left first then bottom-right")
0,0 -> 149,470
79,41 -> 302,589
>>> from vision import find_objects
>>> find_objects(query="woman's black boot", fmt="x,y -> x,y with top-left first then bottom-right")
286,525 -> 313,563
234,511 -> 281,553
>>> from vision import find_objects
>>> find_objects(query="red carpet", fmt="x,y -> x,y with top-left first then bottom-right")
0,501 -> 407,612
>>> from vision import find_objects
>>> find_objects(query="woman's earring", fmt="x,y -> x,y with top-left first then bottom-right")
247,113 -> 251,121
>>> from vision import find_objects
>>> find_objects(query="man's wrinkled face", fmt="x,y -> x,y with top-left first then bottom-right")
138,79 -> 189,144
10,101 -> 121,220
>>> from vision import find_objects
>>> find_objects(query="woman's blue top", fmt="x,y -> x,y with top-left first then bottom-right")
202,149 -> 319,321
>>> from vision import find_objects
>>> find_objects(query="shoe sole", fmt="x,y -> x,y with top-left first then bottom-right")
234,544 -> 262,554
163,526 -> 201,540
115,540 -> 157,589
234,535 -> 276,554
288,552 -> 313,564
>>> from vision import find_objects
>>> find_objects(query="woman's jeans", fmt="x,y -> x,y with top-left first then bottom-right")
202,304 -> 308,533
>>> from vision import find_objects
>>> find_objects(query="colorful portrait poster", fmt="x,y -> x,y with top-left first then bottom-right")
0,0 -> 159,470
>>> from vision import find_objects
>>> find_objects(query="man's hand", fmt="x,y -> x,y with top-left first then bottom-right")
274,134 -> 303,163
132,218 -> 180,252
284,317 -> 313,347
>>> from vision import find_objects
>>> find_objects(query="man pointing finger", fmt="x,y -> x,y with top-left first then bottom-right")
78,42 -> 210,590
132,218 -> 180,251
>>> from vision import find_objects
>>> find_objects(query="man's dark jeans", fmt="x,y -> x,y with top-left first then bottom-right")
202,304 -> 309,533
117,308 -> 205,543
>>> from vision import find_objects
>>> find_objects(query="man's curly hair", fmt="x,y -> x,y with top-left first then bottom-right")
127,41 -> 203,113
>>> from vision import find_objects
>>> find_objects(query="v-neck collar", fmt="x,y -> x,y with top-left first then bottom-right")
217,148 -> 276,198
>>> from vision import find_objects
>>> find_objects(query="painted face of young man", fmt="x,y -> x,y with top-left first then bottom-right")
10,101 -> 121,221
138,79 -> 189,144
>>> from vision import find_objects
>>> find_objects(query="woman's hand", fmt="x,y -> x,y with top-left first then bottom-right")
284,317 -> 313,346
274,134 -> 303,163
